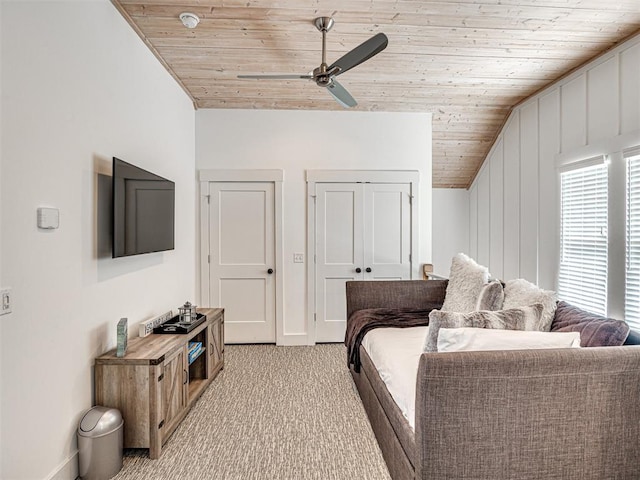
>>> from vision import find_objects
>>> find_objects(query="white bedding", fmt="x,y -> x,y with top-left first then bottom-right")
361,326 -> 429,431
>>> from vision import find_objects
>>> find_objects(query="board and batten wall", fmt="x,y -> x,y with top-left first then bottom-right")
196,109 -> 432,345
1,2 -> 196,479
469,33 -> 640,289
432,188 -> 470,276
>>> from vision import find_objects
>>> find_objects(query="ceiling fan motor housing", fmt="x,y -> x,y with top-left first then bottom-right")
313,65 -> 332,86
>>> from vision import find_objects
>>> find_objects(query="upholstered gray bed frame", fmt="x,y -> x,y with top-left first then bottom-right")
347,280 -> 640,480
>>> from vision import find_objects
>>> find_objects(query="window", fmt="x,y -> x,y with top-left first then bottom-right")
626,151 -> 640,330
558,160 -> 608,316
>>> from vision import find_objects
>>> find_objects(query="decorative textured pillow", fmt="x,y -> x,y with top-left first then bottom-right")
503,279 -> 557,331
437,327 -> 581,352
551,301 -> 630,347
441,253 -> 490,313
424,304 -> 544,352
475,280 -> 504,311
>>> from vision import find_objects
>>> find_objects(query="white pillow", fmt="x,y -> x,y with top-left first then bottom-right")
425,305 -> 545,352
503,279 -> 557,331
441,253 -> 490,313
437,327 -> 581,352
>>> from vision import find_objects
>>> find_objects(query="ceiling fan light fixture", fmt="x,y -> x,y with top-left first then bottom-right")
179,12 -> 200,29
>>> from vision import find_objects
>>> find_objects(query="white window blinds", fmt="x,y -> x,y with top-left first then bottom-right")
558,160 -> 608,316
626,151 -> 640,329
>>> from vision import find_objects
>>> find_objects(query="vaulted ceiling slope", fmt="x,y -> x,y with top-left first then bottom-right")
113,0 -> 640,188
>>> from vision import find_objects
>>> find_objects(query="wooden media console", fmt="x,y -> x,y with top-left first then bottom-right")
95,308 -> 224,459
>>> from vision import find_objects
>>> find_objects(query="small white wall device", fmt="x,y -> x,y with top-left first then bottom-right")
37,207 -> 59,229
1,288 -> 11,315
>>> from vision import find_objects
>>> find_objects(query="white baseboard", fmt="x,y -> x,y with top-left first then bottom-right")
46,451 -> 78,480
279,333 -> 309,346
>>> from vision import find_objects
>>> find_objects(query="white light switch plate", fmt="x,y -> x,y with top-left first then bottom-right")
293,253 -> 304,263
1,288 -> 12,315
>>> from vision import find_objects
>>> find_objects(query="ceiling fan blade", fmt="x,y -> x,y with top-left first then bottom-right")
328,33 -> 388,76
326,80 -> 357,108
238,74 -> 313,80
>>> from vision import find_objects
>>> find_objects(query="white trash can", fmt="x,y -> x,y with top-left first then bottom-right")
77,406 -> 124,480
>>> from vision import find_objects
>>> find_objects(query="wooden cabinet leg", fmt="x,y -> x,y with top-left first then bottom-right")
149,441 -> 161,460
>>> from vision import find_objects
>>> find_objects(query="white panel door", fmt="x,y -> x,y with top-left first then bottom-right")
315,182 -> 411,342
363,183 -> 412,280
315,183 -> 363,343
209,182 -> 276,343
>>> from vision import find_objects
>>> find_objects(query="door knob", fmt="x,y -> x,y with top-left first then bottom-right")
267,268 -> 274,274
365,267 -> 372,273
355,268 -> 362,273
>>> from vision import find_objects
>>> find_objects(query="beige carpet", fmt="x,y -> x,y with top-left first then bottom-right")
112,344 -> 391,480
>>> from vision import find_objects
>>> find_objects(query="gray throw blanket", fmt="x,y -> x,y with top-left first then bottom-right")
345,306 -> 440,372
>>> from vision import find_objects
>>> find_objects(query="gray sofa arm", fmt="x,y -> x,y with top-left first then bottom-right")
345,280 -> 447,319
414,346 -> 640,480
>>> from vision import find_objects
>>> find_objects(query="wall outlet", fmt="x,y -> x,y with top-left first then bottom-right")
293,253 -> 304,263
1,288 -> 12,315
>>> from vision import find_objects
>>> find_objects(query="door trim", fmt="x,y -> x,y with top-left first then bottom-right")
199,169 -> 284,345
305,170 -> 420,345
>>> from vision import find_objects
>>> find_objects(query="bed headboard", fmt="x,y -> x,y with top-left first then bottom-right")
345,280 -> 448,320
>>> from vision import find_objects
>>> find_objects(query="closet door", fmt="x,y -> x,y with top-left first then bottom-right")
314,182 -> 412,342
315,183 -> 364,343
363,183 -> 412,280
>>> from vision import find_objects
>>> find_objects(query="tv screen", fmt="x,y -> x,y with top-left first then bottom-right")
112,157 -> 175,258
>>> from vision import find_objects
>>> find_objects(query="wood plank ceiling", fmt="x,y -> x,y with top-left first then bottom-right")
113,0 -> 640,188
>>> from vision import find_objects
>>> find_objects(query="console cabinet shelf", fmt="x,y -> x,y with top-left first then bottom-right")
95,308 -> 224,459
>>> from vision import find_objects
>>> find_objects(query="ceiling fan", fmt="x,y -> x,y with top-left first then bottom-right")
237,17 -> 388,108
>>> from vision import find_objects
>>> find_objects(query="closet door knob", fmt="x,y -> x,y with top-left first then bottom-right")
355,268 -> 362,273
365,267 -> 372,273
267,268 -> 274,274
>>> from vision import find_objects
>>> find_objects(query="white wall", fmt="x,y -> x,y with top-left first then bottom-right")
0,0 -> 3,465
432,188 -> 469,276
196,109 -> 431,344
469,33 -> 640,289
1,2 -> 196,479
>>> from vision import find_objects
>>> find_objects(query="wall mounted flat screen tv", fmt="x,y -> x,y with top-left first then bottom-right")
112,157 -> 175,258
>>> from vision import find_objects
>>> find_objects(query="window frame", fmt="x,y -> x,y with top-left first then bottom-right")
624,148 -> 640,329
